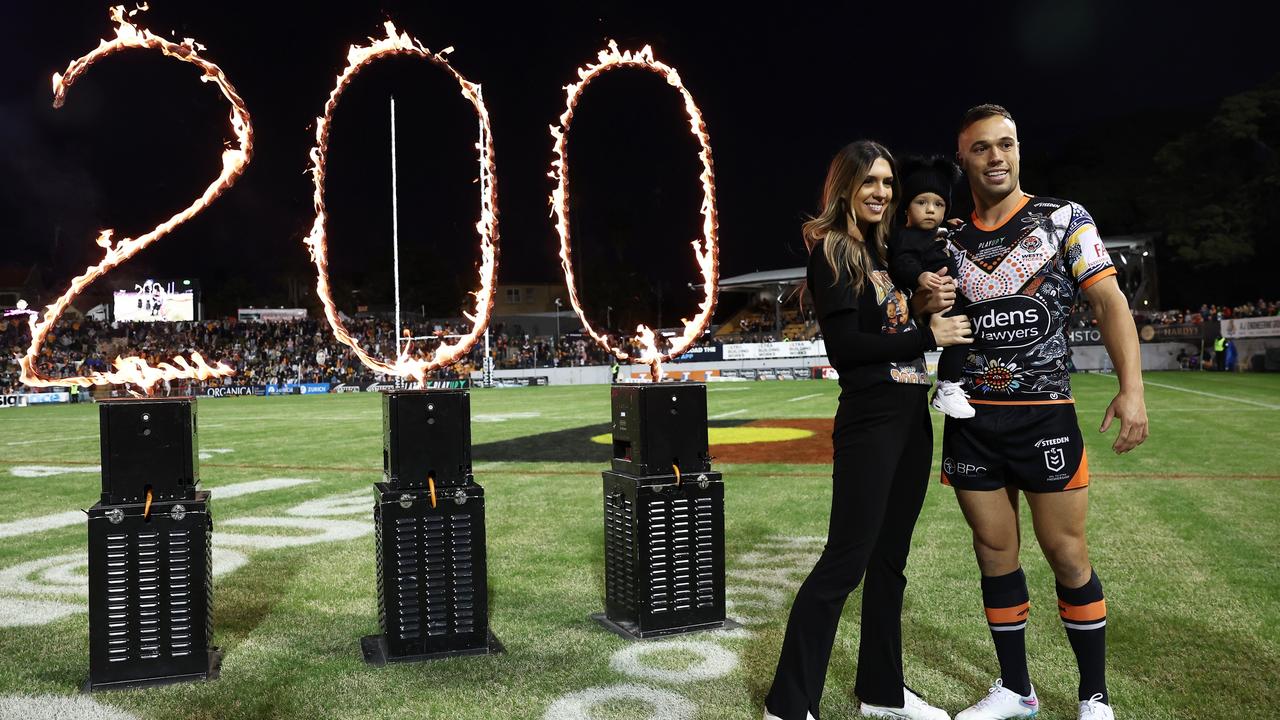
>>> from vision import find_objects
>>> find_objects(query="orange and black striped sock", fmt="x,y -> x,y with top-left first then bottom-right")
1057,569 -> 1108,704
981,568 -> 1031,697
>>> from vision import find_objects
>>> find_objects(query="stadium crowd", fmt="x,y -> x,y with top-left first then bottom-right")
1071,298 -> 1278,329
3,298 -> 1275,394
0,316 -> 622,393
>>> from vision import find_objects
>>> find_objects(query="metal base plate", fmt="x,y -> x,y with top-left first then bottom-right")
590,613 -> 739,640
360,631 -> 504,667
83,648 -> 222,693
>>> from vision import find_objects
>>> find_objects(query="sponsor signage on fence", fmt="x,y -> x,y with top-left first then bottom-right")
1222,316 -> 1280,339
672,344 -> 724,362
26,392 -> 71,405
1139,323 -> 1205,343
1071,323 -> 1206,346
717,367 -> 812,381
1,394 -> 31,408
264,383 -> 331,395
203,385 -> 266,398
721,340 -> 826,361
491,377 -> 548,388
359,380 -> 472,392
238,308 -> 307,322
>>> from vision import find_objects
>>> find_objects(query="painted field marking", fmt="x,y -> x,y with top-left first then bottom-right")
708,387 -> 750,392
610,640 -> 737,684
0,694 -> 142,720
0,478 -> 315,539
1096,372 -> 1280,410
709,409 -> 746,419
5,434 -> 97,447
9,465 -> 99,478
544,685 -> 695,720
474,411 -> 542,423
1144,380 -> 1280,410
786,393 -> 823,403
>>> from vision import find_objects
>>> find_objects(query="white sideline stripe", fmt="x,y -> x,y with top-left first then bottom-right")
786,393 -> 822,403
1144,380 -> 1280,410
708,387 -> 749,392
709,409 -> 746,419
5,434 -> 96,446
0,478 -> 314,539
1097,371 -> 1280,409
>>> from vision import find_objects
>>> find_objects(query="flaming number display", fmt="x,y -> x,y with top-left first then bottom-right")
19,5 -> 252,392
549,41 -> 720,381
304,22 -> 499,384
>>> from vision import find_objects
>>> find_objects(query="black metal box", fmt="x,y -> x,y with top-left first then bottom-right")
602,470 -> 726,638
383,390 -> 473,489
87,492 -> 217,690
99,397 -> 198,505
370,482 -> 491,660
610,383 -> 711,477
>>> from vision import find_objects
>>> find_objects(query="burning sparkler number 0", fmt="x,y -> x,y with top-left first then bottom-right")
26,8 -> 717,389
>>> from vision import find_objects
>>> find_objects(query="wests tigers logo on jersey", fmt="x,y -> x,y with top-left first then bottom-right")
968,295 -> 1051,349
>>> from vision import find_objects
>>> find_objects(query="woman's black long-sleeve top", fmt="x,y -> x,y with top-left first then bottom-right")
807,240 -> 935,394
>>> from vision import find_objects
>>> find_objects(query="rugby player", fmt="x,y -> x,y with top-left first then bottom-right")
941,105 -> 1149,720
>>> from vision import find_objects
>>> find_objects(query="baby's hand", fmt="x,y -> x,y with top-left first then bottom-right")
918,271 -> 946,290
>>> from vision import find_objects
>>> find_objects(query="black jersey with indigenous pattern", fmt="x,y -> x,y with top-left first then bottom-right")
808,242 -> 931,392
949,194 -> 1116,402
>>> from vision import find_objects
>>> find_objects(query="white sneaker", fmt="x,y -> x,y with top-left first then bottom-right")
1078,694 -> 1113,720
763,710 -> 816,720
931,381 -> 976,419
860,686 -> 951,720
955,679 -> 1039,720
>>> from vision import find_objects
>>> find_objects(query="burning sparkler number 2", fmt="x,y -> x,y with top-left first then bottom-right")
20,6 -> 252,391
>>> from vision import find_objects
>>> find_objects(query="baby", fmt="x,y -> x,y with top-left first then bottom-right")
889,156 -> 974,419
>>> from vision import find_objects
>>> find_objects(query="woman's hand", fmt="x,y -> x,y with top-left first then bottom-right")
930,311 -> 973,347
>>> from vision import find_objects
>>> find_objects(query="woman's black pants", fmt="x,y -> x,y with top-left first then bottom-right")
765,383 -> 933,720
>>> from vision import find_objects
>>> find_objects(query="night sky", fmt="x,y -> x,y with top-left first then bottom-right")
1,1 -> 1276,324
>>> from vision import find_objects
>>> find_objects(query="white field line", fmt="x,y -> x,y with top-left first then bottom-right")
786,393 -> 823,403
1097,372 -> 1280,410
708,387 -> 750,392
5,434 -> 97,446
709,409 -> 746,419
0,478 -> 314,540
1143,380 -> 1280,410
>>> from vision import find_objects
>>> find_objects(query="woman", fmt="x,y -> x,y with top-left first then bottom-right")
764,141 -> 972,720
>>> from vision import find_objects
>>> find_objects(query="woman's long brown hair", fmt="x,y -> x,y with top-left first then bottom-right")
802,140 -> 898,294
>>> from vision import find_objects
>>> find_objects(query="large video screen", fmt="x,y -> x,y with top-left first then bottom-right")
113,279 -> 196,322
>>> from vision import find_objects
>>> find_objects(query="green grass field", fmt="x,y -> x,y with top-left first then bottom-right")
0,371 -> 1277,720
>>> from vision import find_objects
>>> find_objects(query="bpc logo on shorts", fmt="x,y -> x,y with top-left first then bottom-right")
1044,448 -> 1066,472
946,457 -> 987,476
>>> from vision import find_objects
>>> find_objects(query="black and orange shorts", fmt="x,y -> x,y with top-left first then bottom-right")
941,402 -> 1089,493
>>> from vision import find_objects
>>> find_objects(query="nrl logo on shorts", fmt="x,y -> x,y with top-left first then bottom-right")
1043,447 -> 1066,472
